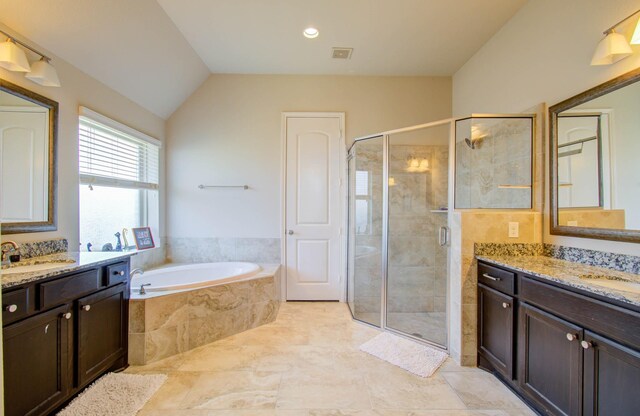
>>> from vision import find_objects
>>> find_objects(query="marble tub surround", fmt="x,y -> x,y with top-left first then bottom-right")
5,237 -> 69,259
167,237 -> 280,264
1,251 -> 135,288
129,265 -> 280,365
477,255 -> 640,309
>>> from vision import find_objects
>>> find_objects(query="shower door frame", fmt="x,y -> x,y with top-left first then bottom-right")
347,118 -> 455,351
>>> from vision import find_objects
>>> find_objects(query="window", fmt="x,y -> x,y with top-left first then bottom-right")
78,107 -> 160,252
355,170 -> 372,234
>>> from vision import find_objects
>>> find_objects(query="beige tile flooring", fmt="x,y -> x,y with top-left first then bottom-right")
128,302 -> 535,416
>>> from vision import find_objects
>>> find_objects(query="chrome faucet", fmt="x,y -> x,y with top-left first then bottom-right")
138,283 -> 151,295
1,241 -> 20,266
130,268 -> 144,278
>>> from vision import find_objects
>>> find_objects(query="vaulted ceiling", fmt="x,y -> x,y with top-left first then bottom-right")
0,0 -> 527,119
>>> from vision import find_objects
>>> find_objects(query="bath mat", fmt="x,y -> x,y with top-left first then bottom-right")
57,372 -> 167,416
359,332 -> 448,377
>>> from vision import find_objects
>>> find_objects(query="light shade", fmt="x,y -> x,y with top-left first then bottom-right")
0,38 -> 31,72
631,17 -> 640,44
25,58 -> 61,87
303,27 -> 319,39
591,31 -> 633,65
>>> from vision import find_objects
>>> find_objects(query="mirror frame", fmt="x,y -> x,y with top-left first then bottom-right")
0,78 -> 58,234
549,67 -> 640,243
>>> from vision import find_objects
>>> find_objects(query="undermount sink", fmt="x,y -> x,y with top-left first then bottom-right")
579,274 -> 640,293
2,260 -> 76,275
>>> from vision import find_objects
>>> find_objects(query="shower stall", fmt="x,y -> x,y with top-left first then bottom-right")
346,120 -> 452,348
346,114 -> 534,350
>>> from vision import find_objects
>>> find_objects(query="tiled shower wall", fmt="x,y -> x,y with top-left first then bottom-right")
455,118 -> 533,209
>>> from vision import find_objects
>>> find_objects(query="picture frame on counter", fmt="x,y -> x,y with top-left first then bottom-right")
132,227 -> 155,250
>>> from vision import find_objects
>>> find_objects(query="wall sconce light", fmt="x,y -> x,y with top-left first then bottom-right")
406,157 -> 430,173
0,29 -> 61,87
591,9 -> 640,66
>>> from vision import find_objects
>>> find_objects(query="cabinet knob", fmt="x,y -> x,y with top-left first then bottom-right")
502,302 -> 510,309
5,304 -> 17,313
116,270 -> 125,276
581,340 -> 593,349
62,312 -> 71,320
566,333 -> 577,341
82,305 -> 91,312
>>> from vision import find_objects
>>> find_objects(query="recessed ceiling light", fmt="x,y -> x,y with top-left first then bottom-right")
303,27 -> 319,39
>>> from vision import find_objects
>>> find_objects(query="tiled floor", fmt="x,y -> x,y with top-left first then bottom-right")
128,302 -> 535,416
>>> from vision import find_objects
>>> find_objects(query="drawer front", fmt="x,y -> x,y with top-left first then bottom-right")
520,276 -> 640,350
2,288 -> 29,325
478,262 -> 516,295
106,262 -> 129,287
39,269 -> 101,309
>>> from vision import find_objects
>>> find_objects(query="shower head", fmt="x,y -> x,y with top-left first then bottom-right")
464,137 -> 483,149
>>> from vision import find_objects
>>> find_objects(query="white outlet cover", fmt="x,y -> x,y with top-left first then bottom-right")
508,222 -> 519,238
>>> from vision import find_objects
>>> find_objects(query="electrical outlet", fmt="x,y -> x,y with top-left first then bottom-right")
568,220 -> 578,227
508,222 -> 519,238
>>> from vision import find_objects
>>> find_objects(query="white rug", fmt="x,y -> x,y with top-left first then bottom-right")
58,372 -> 167,416
359,332 -> 448,377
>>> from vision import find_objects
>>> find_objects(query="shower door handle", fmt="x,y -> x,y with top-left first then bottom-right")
438,226 -> 449,246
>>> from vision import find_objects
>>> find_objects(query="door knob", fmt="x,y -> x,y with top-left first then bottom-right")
82,305 -> 91,312
566,333 -> 577,341
4,304 -> 17,313
288,230 -> 294,235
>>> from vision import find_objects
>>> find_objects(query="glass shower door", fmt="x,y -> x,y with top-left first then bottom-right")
385,124 -> 450,348
347,136 -> 384,327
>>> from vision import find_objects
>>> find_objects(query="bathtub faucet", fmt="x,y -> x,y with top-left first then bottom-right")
138,283 -> 151,295
130,268 -> 144,278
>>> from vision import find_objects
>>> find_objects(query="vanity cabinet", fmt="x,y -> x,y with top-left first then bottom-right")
477,260 -> 640,416
2,258 -> 130,416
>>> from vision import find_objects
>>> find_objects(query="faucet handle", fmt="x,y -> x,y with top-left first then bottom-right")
138,283 -> 152,295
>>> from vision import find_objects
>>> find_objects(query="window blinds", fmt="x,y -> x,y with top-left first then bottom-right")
79,108 -> 160,190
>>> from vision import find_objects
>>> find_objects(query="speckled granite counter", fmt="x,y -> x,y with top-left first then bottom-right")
1,251 -> 135,289
477,255 -> 640,309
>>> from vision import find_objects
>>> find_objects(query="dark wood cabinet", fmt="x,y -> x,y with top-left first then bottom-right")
76,283 -> 128,388
478,283 -> 514,379
3,305 -> 71,416
582,331 -> 640,416
519,303 -> 583,416
2,258 -> 130,416
477,260 -> 640,416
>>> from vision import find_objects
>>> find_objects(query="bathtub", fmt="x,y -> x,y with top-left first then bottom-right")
128,262 -> 281,365
131,262 -> 261,293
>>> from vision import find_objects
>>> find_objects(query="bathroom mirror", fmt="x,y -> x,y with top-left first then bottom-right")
0,79 -> 57,234
550,67 -> 640,242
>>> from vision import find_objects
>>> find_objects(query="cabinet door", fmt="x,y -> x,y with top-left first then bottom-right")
583,331 -> 640,416
519,302 -> 582,416
478,284 -> 515,379
76,283 -> 127,388
3,304 -> 71,416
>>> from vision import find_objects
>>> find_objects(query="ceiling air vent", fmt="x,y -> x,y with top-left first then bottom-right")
332,47 -> 353,59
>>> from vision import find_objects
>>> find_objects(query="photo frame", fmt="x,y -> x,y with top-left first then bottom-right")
132,227 -> 155,250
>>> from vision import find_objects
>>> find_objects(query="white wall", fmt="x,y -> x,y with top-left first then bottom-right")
166,74 -> 452,240
453,0 -> 640,255
0,23 -> 166,250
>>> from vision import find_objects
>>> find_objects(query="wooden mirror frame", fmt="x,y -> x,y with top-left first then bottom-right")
0,78 -> 58,234
549,67 -> 640,243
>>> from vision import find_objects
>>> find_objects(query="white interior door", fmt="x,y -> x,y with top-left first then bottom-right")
285,114 -> 344,300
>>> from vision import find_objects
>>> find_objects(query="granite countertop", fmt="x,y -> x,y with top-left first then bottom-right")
477,255 -> 640,309
1,251 -> 135,289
